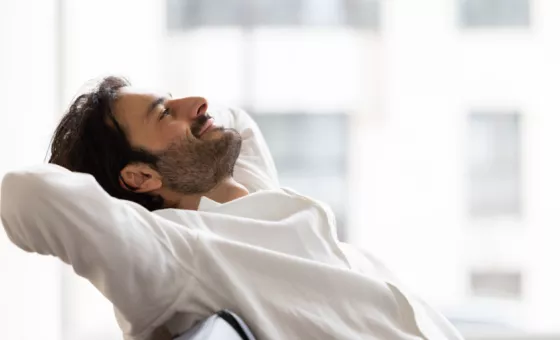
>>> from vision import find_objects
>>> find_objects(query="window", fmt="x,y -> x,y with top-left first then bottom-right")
470,270 -> 523,299
459,0 -> 530,28
252,113 -> 349,240
467,112 -> 521,218
167,0 -> 245,28
167,0 -> 380,30
253,0 -> 303,26
344,0 -> 381,29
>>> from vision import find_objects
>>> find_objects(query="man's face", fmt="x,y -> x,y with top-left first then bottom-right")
112,87 -> 242,194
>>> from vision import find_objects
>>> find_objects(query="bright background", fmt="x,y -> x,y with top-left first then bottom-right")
1,1 -> 560,339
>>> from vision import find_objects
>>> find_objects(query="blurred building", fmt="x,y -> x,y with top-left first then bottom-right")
1,1 -> 560,339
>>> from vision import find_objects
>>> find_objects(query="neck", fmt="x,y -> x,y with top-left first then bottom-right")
205,177 -> 249,204
163,177 -> 249,210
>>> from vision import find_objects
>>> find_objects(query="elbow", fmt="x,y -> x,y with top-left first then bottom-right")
1,171 -> 29,220
1,168 -> 55,228
1,167 -> 65,253
1,171 -> 37,250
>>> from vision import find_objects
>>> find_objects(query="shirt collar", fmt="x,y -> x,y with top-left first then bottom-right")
197,196 -> 221,211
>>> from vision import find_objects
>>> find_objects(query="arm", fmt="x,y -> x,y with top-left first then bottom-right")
0,165 -> 196,339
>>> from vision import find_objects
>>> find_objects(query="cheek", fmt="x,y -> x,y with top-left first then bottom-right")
162,122 -> 190,143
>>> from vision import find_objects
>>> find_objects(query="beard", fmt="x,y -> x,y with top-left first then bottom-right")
154,125 -> 242,195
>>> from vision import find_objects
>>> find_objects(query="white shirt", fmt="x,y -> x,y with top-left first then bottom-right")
0,108 -> 463,340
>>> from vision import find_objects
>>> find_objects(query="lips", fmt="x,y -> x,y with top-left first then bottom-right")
197,118 -> 215,137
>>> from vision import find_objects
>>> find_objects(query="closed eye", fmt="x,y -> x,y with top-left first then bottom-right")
159,108 -> 171,121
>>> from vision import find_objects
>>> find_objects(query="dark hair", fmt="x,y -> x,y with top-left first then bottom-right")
49,76 -> 165,211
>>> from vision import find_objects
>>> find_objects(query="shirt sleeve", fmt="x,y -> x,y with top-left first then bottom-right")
212,107 -> 280,190
0,164 -> 196,339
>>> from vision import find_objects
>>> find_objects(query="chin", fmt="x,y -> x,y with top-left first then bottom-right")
202,127 -> 231,140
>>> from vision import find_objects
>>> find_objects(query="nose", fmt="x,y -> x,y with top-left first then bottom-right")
169,96 -> 208,121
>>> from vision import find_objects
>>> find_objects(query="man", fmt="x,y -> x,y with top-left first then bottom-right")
1,77 -> 462,340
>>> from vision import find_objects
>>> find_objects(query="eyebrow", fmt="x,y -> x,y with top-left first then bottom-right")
146,97 -> 166,117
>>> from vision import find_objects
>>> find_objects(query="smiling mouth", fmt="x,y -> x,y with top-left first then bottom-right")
196,118 -> 215,138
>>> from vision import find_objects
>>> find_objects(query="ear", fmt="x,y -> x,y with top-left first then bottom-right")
119,163 -> 162,193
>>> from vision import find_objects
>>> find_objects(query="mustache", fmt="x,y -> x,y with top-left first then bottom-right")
190,113 -> 213,137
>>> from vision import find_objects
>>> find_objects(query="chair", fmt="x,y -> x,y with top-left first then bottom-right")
174,310 -> 257,340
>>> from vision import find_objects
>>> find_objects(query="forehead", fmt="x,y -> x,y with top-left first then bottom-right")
113,86 -> 164,119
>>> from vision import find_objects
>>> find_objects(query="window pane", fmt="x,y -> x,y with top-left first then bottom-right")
252,113 -> 348,176
167,0 -> 380,29
470,271 -> 523,299
167,0 -> 245,29
344,0 -> 381,29
459,0 -> 530,28
253,0 -> 303,26
468,112 -> 521,218
301,0 -> 343,26
252,113 -> 349,240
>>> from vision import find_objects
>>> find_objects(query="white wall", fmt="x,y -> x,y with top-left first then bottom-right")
163,28 -> 361,112
61,0 -> 165,104
522,0 -> 560,331
0,1 -> 61,340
